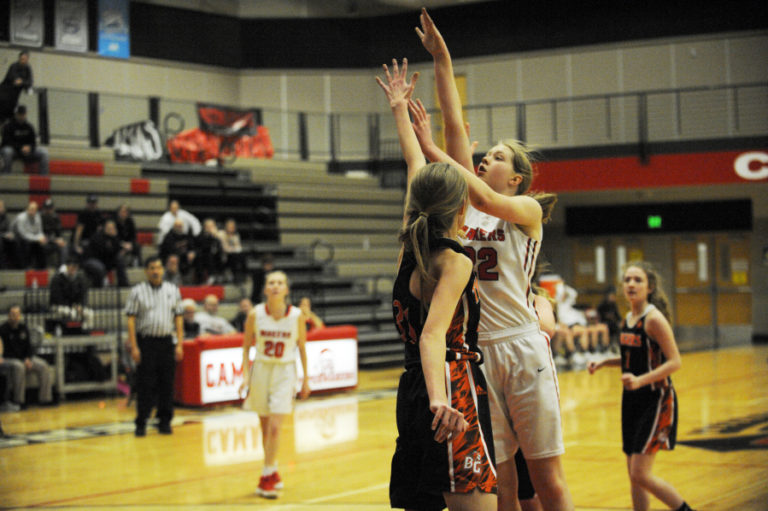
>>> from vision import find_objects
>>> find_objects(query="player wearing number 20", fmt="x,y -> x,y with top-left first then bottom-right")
240,270 -> 310,499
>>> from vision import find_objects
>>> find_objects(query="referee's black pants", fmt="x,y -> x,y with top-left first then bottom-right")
135,336 -> 176,427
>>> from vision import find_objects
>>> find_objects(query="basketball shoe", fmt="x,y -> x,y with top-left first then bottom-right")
256,473 -> 281,499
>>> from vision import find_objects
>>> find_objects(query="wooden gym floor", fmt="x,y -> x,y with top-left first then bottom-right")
1,345 -> 766,510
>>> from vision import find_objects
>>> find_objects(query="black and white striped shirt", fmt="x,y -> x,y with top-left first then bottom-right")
125,281 -> 182,337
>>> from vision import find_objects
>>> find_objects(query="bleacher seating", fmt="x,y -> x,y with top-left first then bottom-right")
2,147 -> 406,369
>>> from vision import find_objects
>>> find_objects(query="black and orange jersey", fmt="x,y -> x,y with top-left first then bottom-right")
392,238 -> 481,368
619,304 -> 671,391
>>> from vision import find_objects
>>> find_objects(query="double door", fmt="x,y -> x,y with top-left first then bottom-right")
569,233 -> 752,349
673,234 -> 752,349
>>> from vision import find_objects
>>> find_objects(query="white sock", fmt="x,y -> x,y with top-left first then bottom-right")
262,465 -> 277,476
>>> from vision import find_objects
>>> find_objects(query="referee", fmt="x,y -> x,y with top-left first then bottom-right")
125,255 -> 184,437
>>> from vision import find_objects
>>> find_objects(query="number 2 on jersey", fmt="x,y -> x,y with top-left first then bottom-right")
264,341 -> 285,358
464,246 -> 499,281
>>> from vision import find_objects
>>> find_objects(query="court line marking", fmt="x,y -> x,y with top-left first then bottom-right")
303,482 -> 390,504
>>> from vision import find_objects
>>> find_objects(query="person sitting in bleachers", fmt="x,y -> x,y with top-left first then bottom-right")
72,194 -> 105,257
163,254 -> 183,286
11,201 -> 46,269
82,219 -> 128,287
157,200 -> 200,241
114,204 -> 141,268
159,218 -> 196,281
196,218 -> 223,285
49,256 -> 94,331
230,297 -> 253,333
218,218 -> 246,284
194,294 -> 235,336
555,280 -> 610,364
0,305 -> 53,408
41,199 -> 68,268
0,105 -> 48,175
0,199 -> 19,269
299,296 -> 325,332
181,299 -> 201,340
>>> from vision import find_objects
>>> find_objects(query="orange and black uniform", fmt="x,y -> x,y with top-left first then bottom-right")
390,238 -> 496,511
620,304 -> 677,455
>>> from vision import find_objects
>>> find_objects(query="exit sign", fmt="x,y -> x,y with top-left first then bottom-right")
647,215 -> 662,229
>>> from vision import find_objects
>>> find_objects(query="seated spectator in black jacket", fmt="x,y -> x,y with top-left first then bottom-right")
181,299 -> 200,340
160,218 -> 196,280
0,199 -> 19,269
11,201 -> 46,269
196,218 -> 223,284
0,105 -> 48,174
72,194 -> 104,257
0,305 -> 53,407
230,298 -> 253,333
50,257 -> 94,331
114,203 -> 141,267
41,199 -> 68,267
82,220 -> 128,287
163,254 -> 183,287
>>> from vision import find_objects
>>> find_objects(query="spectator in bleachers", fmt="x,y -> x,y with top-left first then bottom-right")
181,298 -> 201,340
250,253 -> 275,304
218,218 -> 246,284
597,286 -> 622,346
157,200 -> 200,241
11,201 -> 46,269
196,218 -> 223,285
1,105 -> 48,175
163,254 -> 183,287
114,204 -> 141,268
230,297 -> 253,333
0,51 -> 33,125
0,305 -> 53,408
72,194 -> 104,256
49,256 -> 94,331
195,294 -> 235,336
0,200 -> 19,269
299,296 -> 324,332
159,218 -> 196,280
41,199 -> 68,268
82,219 -> 128,287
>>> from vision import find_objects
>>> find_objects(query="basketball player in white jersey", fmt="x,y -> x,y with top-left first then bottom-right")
239,270 -> 310,499
410,9 -> 574,510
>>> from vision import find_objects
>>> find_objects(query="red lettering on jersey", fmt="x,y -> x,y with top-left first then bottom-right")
464,227 -> 477,240
496,229 -> 505,241
620,332 -> 642,347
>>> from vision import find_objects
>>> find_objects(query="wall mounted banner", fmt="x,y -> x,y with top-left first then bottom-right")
98,0 -> 130,58
10,0 -> 44,47
55,0 -> 89,53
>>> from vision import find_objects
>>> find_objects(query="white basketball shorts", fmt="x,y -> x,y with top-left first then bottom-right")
479,322 -> 564,463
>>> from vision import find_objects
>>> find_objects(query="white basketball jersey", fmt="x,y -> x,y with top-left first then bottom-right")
253,303 -> 302,364
461,204 -> 540,337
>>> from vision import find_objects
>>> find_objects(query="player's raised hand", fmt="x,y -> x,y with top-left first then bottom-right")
376,58 -> 419,110
415,8 -> 449,58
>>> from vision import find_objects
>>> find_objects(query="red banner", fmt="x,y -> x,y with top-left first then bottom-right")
532,150 -> 768,193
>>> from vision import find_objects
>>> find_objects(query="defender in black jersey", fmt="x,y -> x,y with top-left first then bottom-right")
589,262 -> 695,511
391,239 -> 496,511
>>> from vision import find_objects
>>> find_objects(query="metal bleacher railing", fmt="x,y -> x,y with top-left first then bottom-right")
21,81 -> 768,172
23,287 -> 121,400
